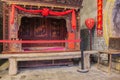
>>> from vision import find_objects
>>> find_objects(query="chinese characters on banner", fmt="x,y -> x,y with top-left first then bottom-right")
97,0 -> 103,36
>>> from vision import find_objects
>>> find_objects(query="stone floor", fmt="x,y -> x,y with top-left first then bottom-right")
0,65 -> 120,80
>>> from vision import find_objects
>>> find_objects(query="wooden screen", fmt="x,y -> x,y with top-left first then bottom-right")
18,17 -> 67,48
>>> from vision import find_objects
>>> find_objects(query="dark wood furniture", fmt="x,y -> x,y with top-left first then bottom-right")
97,50 -> 120,73
97,37 -> 120,74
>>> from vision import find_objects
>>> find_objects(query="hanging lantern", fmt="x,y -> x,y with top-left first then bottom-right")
85,18 -> 95,30
85,18 -> 95,50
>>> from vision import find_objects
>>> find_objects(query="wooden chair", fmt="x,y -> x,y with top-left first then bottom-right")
97,37 -> 120,74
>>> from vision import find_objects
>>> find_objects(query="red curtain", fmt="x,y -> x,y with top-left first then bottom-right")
10,5 -> 76,30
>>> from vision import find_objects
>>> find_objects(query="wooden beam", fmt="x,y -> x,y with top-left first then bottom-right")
1,0 -> 80,10
0,50 -> 98,75
16,55 -> 80,61
0,51 -> 80,58
0,51 -> 98,59
99,49 -> 120,54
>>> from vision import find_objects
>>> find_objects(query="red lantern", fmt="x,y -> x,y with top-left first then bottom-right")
85,18 -> 95,30
85,18 -> 95,50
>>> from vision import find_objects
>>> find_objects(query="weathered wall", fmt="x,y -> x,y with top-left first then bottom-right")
112,0 -> 120,37
80,0 -> 107,50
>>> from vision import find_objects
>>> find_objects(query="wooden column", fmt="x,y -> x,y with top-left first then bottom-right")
8,58 -> 18,75
75,11 -> 80,50
3,3 -> 9,51
65,17 -> 71,49
66,17 -> 71,32
9,5 -> 15,51
9,5 -> 22,52
3,3 -> 6,51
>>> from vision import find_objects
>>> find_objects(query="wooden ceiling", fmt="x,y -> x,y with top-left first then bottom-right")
1,0 -> 83,10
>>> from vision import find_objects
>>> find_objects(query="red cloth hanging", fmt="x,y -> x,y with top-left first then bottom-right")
68,32 -> 75,49
10,4 -> 15,24
97,0 -> 103,36
10,5 -> 76,30
72,10 -> 76,30
49,10 -> 72,16
14,5 -> 42,13
41,8 -> 49,16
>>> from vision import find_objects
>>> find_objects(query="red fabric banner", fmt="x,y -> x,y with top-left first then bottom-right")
10,5 -> 76,30
41,8 -> 49,16
71,10 -> 76,30
97,0 -> 103,36
14,5 -> 42,13
10,4 -> 15,24
49,10 -> 72,16
68,32 -> 75,49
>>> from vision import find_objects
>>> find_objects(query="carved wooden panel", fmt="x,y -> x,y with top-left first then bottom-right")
18,17 -> 67,47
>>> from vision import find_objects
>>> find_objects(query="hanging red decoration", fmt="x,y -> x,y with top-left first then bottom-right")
72,10 -> 76,30
14,5 -> 42,13
41,8 -> 49,16
97,0 -> 103,36
10,5 -> 76,30
68,32 -> 75,49
85,18 -> 95,30
49,10 -> 72,16
85,18 -> 95,50
10,4 -> 15,24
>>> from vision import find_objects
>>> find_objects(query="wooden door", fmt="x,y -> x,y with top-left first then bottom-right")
18,17 -> 67,48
